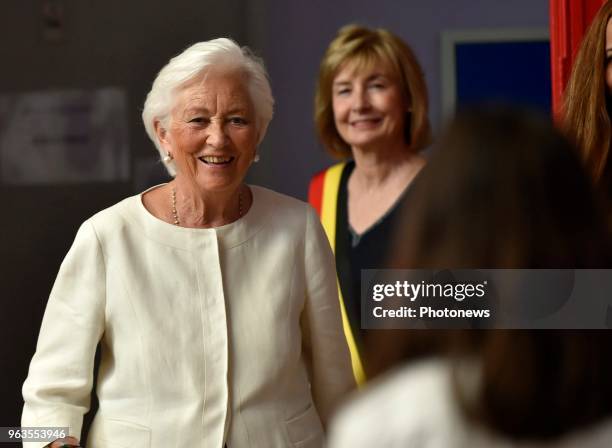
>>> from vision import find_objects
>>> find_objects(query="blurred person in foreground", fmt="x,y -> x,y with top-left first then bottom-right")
563,0 -> 612,223
21,38 -> 354,448
308,25 -> 431,384
328,106 -> 612,448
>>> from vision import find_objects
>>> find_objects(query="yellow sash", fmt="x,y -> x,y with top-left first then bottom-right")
318,163 -> 366,385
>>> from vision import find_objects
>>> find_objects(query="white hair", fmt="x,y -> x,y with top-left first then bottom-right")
142,38 -> 274,175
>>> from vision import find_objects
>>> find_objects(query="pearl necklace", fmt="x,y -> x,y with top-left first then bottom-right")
171,187 -> 243,226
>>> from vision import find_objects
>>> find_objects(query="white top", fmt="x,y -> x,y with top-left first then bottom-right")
328,359 -> 612,448
22,185 -> 355,448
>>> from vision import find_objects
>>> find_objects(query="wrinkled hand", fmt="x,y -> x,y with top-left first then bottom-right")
48,436 -> 80,447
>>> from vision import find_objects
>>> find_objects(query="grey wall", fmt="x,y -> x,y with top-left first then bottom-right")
2,1 -> 248,166
250,0 -> 549,199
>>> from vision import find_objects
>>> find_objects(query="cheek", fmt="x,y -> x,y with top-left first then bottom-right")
378,90 -> 402,110
332,98 -> 348,123
168,125 -> 192,148
382,95 -> 407,125
232,130 -> 258,154
172,149 -> 199,177
177,129 -> 207,152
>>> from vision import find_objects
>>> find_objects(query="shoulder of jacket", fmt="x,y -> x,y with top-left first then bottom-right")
86,195 -> 137,234
251,185 -> 310,213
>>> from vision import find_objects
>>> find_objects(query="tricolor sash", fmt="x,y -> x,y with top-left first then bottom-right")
308,163 -> 366,385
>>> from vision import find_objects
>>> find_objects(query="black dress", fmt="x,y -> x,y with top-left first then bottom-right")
335,161 -> 419,350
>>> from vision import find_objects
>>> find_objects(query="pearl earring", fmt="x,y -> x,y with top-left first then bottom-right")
253,154 -> 260,163
163,152 -> 173,164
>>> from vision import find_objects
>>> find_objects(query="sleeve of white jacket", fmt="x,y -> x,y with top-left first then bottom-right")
302,207 -> 356,427
22,220 -> 106,448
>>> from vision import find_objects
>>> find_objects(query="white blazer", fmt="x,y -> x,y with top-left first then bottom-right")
22,185 -> 355,448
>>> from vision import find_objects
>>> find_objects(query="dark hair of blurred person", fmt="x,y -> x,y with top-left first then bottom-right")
328,106 -> 612,448
395,105 -> 610,270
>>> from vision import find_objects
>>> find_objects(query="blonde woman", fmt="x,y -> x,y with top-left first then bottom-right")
308,25 -> 431,383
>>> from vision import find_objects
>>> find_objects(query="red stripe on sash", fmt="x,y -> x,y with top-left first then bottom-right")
308,169 -> 327,216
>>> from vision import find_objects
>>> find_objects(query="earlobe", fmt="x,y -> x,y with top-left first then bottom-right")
154,120 -> 170,147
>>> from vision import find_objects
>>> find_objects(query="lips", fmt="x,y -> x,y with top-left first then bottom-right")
198,155 -> 235,165
350,117 -> 382,127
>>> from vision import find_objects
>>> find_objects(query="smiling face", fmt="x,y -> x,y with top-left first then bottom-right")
606,17 -> 612,95
155,68 -> 258,193
331,58 -> 409,152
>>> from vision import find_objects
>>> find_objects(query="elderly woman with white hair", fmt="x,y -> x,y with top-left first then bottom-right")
21,39 -> 355,448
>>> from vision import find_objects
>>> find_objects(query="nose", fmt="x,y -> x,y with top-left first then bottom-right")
206,119 -> 228,148
352,88 -> 371,112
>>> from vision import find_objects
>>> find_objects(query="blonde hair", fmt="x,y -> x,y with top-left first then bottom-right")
314,24 -> 431,159
563,1 -> 612,183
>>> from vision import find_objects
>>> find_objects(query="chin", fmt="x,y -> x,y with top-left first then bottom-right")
346,135 -> 386,149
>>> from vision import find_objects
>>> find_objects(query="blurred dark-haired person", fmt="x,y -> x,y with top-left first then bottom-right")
328,106 -> 612,448
563,0 -> 612,224
22,38 -> 354,448
308,25 -> 431,384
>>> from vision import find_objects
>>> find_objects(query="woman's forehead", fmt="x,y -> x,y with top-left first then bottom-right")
174,70 -> 252,111
335,55 -> 395,80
